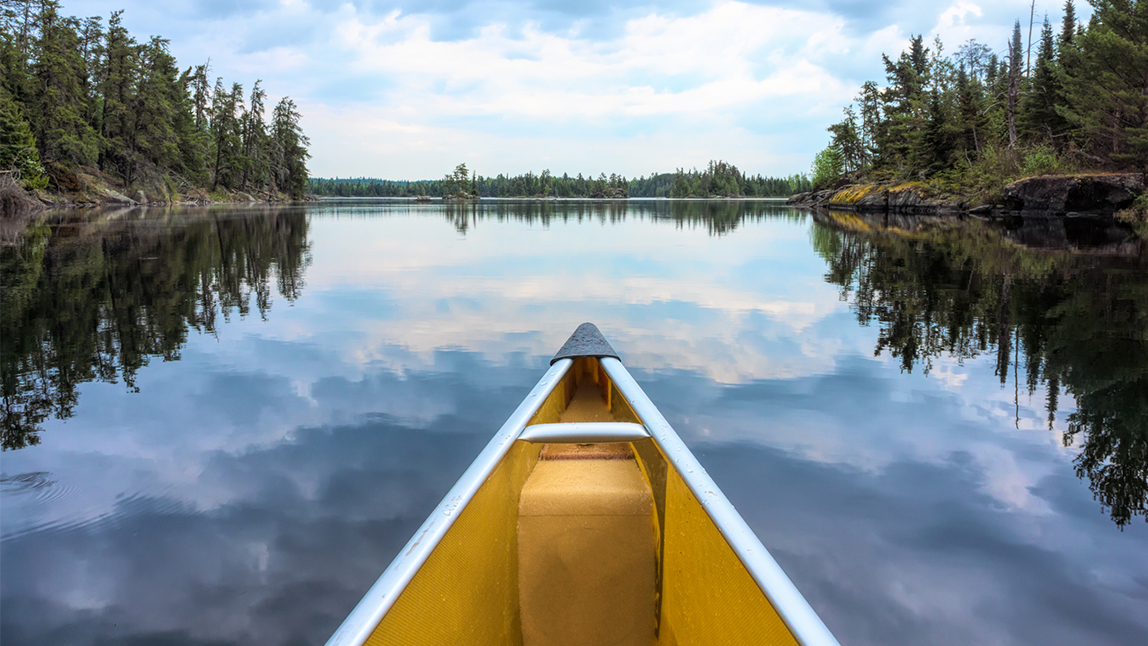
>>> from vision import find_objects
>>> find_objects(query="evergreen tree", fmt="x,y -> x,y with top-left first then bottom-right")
0,83 -> 46,187
241,80 -> 267,192
173,66 -> 204,182
1061,0 -> 1148,169
28,3 -> 97,165
1006,21 -> 1023,148
1058,0 -> 1077,53
209,78 -> 240,190
878,35 -> 931,171
955,65 -> 986,157
828,105 -> 864,172
920,90 -> 955,174
98,10 -> 134,174
130,36 -> 181,174
1,3 -> 310,199
270,96 -> 309,198
1021,17 -> 1064,144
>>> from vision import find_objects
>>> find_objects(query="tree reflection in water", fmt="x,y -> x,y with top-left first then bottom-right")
2,201 -> 1144,528
811,211 -> 1148,527
0,206 -> 310,451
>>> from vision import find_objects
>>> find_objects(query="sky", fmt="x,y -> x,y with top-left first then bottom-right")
59,1 -> 1084,178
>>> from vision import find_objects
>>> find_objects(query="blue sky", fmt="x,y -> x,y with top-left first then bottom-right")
61,1 -> 1084,178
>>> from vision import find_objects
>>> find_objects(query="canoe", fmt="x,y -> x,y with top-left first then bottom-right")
326,323 -> 840,646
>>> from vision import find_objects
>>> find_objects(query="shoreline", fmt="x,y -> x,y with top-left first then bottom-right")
786,172 -> 1146,221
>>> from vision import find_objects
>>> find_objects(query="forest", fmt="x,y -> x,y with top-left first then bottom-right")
813,0 -> 1147,199
310,161 -> 812,199
0,1 -> 311,200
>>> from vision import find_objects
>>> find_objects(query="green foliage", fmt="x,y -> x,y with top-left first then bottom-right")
965,143 -> 1021,200
0,2 -> 310,198
811,147 -> 844,189
819,0 -> 1146,194
1021,18 -> 1065,142
0,84 -> 47,187
443,162 -> 472,197
1021,145 -> 1069,176
1059,0 -> 1148,170
1116,194 -> 1148,239
28,5 -> 98,166
311,164 -> 811,198
270,96 -> 310,198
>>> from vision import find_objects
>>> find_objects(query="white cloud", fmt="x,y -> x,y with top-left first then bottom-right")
59,0 -> 1076,178
931,1 -> 988,48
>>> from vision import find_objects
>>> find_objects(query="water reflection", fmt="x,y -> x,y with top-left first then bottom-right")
3,202 -> 1146,528
812,211 -> 1148,527
321,198 -> 804,236
1,200 -> 1146,646
1,206 -> 310,450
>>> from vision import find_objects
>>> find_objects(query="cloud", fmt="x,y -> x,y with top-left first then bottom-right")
57,0 -> 1082,177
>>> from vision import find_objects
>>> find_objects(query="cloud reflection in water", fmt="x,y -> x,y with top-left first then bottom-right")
2,200 -> 1146,646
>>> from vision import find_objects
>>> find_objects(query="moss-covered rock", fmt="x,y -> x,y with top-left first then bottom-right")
1001,173 -> 1144,213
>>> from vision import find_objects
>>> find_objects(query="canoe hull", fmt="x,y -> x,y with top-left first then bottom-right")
327,334 -> 840,646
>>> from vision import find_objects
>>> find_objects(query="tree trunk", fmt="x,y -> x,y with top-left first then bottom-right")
1007,44 -> 1019,149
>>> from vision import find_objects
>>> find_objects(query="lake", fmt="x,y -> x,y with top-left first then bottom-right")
2,199 -> 1146,645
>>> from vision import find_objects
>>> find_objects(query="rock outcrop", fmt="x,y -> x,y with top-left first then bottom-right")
1000,173 -> 1144,214
788,182 -> 962,214
1,185 -> 45,219
790,173 -> 1145,220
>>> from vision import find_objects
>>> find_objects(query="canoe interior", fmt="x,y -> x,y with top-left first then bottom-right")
364,357 -> 799,646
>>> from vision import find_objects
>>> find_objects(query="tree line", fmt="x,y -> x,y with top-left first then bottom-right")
813,0 -> 1148,192
310,160 -> 811,198
669,160 -> 811,197
0,0 -> 311,198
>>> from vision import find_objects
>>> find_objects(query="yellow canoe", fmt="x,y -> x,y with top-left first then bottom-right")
327,324 -> 840,646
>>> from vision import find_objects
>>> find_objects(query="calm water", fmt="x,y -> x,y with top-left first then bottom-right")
2,199 -> 1146,645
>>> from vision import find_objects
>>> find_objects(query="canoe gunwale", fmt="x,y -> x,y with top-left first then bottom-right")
325,348 -> 842,646
601,357 -> 842,646
324,358 -> 574,646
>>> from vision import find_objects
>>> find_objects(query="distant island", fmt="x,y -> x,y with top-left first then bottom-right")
310,160 -> 812,199
1,1 -> 312,216
792,0 -> 1146,236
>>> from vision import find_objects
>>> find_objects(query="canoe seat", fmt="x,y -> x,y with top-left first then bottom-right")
518,440 -> 656,646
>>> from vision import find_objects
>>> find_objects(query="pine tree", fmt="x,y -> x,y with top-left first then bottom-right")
209,78 -> 241,190
1058,0 -> 1076,54
879,35 -> 931,171
0,83 -> 46,187
1006,21 -> 1023,148
173,66 -> 204,182
920,90 -> 955,174
28,4 -> 98,166
99,10 -> 134,174
132,36 -> 180,171
1021,17 -> 1064,144
955,65 -> 986,158
270,96 -> 309,198
1061,0 -> 1148,169
241,80 -> 267,192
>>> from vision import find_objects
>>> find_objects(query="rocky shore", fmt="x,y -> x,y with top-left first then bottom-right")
788,173 -> 1145,221
1,164 -> 308,221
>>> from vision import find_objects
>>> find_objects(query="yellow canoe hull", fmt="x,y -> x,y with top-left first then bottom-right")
328,325 -> 838,646
367,357 -> 800,646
